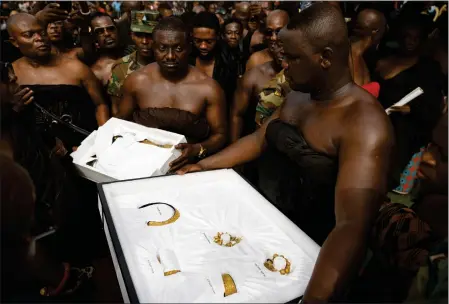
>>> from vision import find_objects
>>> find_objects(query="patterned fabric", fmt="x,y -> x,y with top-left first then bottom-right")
393,147 -> 425,195
255,69 -> 290,127
406,239 -> 448,302
107,52 -> 143,98
370,203 -> 437,272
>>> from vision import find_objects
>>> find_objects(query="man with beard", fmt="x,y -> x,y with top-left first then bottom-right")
107,10 -> 159,116
246,9 -> 289,70
221,18 -> 245,78
178,4 -> 394,302
349,8 -> 387,86
190,12 -> 240,110
89,12 -> 125,86
116,17 -> 227,172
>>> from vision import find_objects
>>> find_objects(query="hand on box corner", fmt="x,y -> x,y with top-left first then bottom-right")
169,143 -> 200,172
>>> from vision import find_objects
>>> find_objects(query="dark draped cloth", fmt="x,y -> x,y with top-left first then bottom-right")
373,57 -> 445,188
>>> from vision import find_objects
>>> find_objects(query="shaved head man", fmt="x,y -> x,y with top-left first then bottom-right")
7,13 -> 51,59
246,9 -> 289,70
234,1 -> 251,32
349,9 -> 387,86
7,13 -> 109,146
178,4 -> 393,302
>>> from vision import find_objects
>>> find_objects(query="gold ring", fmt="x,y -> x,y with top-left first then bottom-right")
264,254 -> 291,275
213,232 -> 242,247
222,273 -> 237,297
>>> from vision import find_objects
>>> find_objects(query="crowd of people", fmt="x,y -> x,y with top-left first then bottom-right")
1,1 -> 447,303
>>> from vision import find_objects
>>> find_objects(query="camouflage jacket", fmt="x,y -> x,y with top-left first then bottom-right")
107,51 -> 144,98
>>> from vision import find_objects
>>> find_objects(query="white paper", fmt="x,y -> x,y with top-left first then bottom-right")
385,87 -> 424,115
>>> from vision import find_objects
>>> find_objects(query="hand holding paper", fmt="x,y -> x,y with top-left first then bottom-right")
385,87 -> 423,115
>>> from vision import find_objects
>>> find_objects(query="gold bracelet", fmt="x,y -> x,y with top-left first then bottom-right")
264,254 -> 291,275
213,232 -> 242,247
164,270 -> 180,276
222,273 -> 237,297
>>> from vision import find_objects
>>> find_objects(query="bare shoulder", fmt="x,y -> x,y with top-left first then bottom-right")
241,61 -> 267,85
60,56 -> 90,74
188,66 -> 224,101
11,57 -> 27,70
343,87 -> 394,148
247,49 -> 271,70
124,62 -> 156,85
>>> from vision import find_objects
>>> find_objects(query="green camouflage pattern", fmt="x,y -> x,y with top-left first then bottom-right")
107,52 -> 142,97
255,69 -> 291,127
131,10 -> 160,33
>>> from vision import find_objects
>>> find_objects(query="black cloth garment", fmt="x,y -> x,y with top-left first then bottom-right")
264,118 -> 339,245
24,84 -> 98,149
189,44 -> 240,113
3,93 -> 107,265
372,57 -> 445,188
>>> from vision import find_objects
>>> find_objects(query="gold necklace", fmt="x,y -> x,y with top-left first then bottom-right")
138,202 -> 180,226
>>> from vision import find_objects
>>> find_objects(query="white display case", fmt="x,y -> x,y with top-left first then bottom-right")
97,169 -> 320,303
72,118 -> 187,183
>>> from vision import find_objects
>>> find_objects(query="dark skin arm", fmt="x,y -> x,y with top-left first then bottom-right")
303,107 -> 394,302
176,107 -> 281,174
230,70 -> 256,143
114,73 -> 137,120
35,3 -> 69,27
69,2 -> 93,62
170,82 -> 228,171
77,62 -> 110,125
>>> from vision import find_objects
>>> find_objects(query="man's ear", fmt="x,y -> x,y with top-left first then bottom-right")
320,46 -> 333,69
9,37 -> 19,48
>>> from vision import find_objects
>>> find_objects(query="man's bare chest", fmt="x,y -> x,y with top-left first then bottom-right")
15,65 -> 79,85
135,83 -> 207,114
91,58 -> 116,85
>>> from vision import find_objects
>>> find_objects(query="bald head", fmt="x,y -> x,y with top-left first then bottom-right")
235,2 -> 250,13
280,3 -> 350,91
6,12 -> 36,37
286,3 -> 348,60
6,13 -> 51,58
353,9 -> 387,44
234,2 -> 251,29
266,9 -> 289,26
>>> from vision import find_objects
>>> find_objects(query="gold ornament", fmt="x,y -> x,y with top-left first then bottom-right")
163,270 -> 180,276
213,232 -> 242,247
264,254 -> 291,275
222,273 -> 237,297
146,207 -> 180,226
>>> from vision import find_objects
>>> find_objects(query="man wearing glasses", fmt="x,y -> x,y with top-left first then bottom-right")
107,10 -> 159,116
246,9 -> 288,70
89,12 -> 124,86
230,9 -> 289,143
